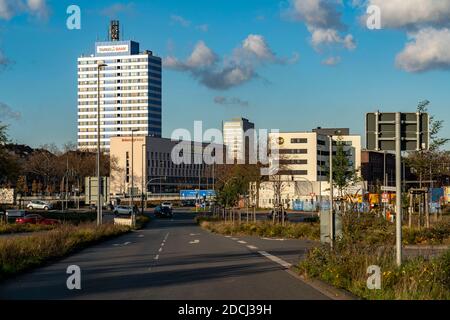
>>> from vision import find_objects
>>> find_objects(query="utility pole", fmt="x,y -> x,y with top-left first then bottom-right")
329,135 -> 334,249
395,112 -> 402,267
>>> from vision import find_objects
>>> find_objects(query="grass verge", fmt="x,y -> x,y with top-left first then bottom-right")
298,214 -> 450,300
0,223 -> 130,281
196,216 -> 320,240
0,223 -> 56,235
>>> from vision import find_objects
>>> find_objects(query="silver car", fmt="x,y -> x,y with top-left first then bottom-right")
113,205 -> 136,216
26,200 -> 52,211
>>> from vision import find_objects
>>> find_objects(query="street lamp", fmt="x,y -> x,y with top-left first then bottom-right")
131,128 -> 139,225
146,177 -> 167,205
141,143 -> 146,214
97,61 -> 107,227
328,135 -> 334,249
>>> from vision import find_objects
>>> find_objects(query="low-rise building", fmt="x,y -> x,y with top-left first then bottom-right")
110,136 -> 221,196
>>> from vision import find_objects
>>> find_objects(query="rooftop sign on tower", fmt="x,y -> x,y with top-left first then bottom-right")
109,20 -> 120,41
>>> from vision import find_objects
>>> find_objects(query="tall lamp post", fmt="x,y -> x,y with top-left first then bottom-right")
141,143 -> 147,214
97,62 -> 107,227
131,129 -> 139,226
329,135 -> 334,249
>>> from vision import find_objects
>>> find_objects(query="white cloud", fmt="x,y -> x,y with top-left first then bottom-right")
310,27 -> 356,51
214,96 -> 249,107
186,41 -> 218,68
0,102 -> 21,120
196,24 -> 209,32
0,0 -> 48,20
242,34 -> 276,60
396,28 -> 450,72
287,0 -> 356,60
163,35 -> 298,90
366,0 -> 450,29
170,14 -> 191,27
291,0 -> 344,30
322,56 -> 341,66
360,1 -> 450,73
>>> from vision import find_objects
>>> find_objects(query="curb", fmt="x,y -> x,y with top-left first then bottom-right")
289,266 -> 359,300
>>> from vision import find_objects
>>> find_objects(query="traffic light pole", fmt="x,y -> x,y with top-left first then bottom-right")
395,112 -> 402,266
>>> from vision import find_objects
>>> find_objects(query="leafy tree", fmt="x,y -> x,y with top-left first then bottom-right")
324,136 -> 360,198
406,100 -> 450,187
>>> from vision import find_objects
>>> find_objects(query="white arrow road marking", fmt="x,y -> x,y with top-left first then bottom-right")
189,240 -> 200,244
247,245 -> 258,250
113,242 -> 132,247
258,251 -> 292,269
238,240 -> 247,244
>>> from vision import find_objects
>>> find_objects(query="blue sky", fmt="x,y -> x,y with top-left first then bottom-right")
0,0 -> 449,148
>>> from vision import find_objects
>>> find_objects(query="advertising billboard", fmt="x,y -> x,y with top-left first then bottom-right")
180,190 -> 216,200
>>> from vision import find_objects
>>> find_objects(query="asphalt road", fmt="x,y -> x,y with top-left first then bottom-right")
0,211 -> 329,300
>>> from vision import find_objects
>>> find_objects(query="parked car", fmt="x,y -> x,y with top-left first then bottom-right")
5,209 -> 26,218
26,200 -> 52,211
154,205 -> 173,218
89,203 -> 115,211
16,214 -> 60,225
161,202 -> 173,210
181,200 -> 196,207
113,205 -> 138,216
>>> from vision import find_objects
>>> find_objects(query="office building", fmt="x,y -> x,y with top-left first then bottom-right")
77,20 -> 162,151
110,136 -> 222,196
253,128 -> 362,208
223,117 -> 255,162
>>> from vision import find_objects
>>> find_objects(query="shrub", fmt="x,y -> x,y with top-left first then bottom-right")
198,218 -> 320,241
298,213 -> 450,300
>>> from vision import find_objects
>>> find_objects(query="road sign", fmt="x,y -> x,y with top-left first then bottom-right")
366,112 -> 430,267
382,192 -> 390,203
366,112 -> 429,152
381,186 -> 397,192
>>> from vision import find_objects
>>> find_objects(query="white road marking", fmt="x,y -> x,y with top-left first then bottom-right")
137,235 -> 144,238
238,240 -> 247,244
158,247 -> 163,252
124,242 -> 131,246
189,240 -> 200,244
113,244 -> 119,246
154,255 -> 159,260
225,236 -> 231,238
258,251 -> 292,269
190,233 -> 200,236
261,237 -> 286,241
247,245 -> 258,250
231,238 -> 239,241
